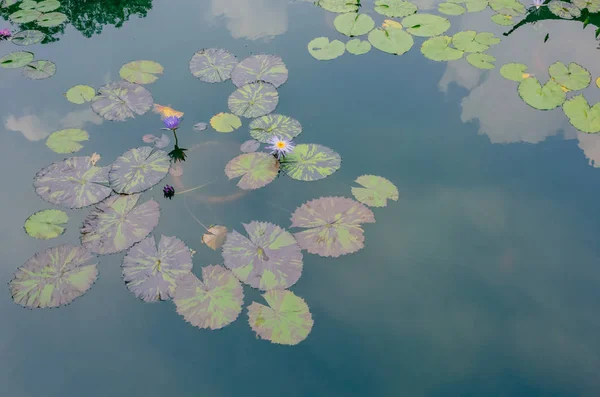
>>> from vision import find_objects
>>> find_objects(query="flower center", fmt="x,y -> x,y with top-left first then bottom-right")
276,141 -> 286,149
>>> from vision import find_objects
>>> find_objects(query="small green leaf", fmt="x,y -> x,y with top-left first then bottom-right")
548,62 -> 591,91
374,0 -> 418,17
334,13 -> 375,37
22,60 -> 56,80
9,9 -> 41,23
466,53 -> 496,69
491,13 -> 514,25
46,129 -> 89,153
351,175 -> 399,207
518,78 -> 566,110
402,14 -> 451,37
65,85 -> 96,104
0,51 -> 34,69
500,63 -> 529,81
210,112 -> 242,132
438,2 -> 466,15
368,26 -> 414,55
119,60 -> 164,84
346,39 -> 372,55
24,209 -> 69,239
421,36 -> 464,61
562,95 -> 600,133
36,11 -> 67,27
308,37 -> 346,60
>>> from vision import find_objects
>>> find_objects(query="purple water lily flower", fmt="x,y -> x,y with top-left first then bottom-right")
266,136 -> 295,160
163,185 -> 175,199
163,116 -> 181,130
0,29 -> 11,40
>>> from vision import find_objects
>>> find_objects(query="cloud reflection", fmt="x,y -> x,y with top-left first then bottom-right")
211,0 -> 288,40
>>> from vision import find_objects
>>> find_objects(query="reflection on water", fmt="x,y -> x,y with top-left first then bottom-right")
210,0 -> 288,40
5,107 -> 102,141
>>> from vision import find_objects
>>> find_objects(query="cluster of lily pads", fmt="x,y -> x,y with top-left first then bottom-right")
0,24 -> 54,78
7,0 -> 66,27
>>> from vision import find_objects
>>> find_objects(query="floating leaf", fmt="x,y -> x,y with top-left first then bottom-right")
194,122 -> 208,131
9,244 -> 98,309
202,225 -> 228,250
316,0 -> 360,13
222,221 -> 303,290
402,14 -> 451,37
562,95 -> 600,133
36,0 -> 61,12
248,290 -> 313,345
189,48 -> 238,83
122,235 -> 193,302
452,31 -> 492,53
334,13 -> 375,37
573,0 -> 600,12
34,156 -> 112,208
382,19 -> 403,29
81,194 -> 160,254
174,265 -> 244,330
462,0 -> 489,12
19,0 -> 37,9
152,104 -> 184,119
421,36 -> 464,61
518,77 -> 566,110
119,60 -> 164,84
308,37 -> 346,60
10,30 -> 45,45
374,0 -> 418,17
225,152 -> 279,190
438,2 -> 466,15
9,9 -> 41,23
24,209 -> 68,239
291,196 -> 375,257
548,0 -> 581,18
1,0 -> 20,6
210,112 -> 242,133
231,54 -> 288,88
351,175 -> 399,207
279,143 -> 341,181
91,80 -> 153,121
228,82 -> 279,118
36,11 -> 67,27
249,114 -> 302,143
548,62 -> 591,91
346,39 -> 372,55
45,128 -> 89,153
491,13 -> 514,25
466,53 -> 496,69
489,0 -> 526,15
241,139 -> 260,153
65,85 -> 96,104
500,63 -> 529,81
109,146 -> 170,194
0,51 -> 34,69
368,26 -> 414,55
22,60 -> 55,79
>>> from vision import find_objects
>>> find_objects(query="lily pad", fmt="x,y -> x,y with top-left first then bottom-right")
548,0 -> 581,18
548,62 -> 590,91
11,30 -> 45,45
316,0 -> 360,13
374,0 -> 418,17
210,112 -> 242,133
279,143 -> 341,181
34,156 -> 112,208
308,37 -> 346,60
249,114 -> 302,143
91,80 -> 153,121
489,0 -> 526,15
45,128 -> 89,153
202,225 -> 228,250
452,31 -> 496,53
248,290 -> 313,345
189,48 -> 238,83
500,63 -> 529,81
573,0 -> 600,12
466,53 -> 496,69
24,209 -> 68,239
231,54 -> 288,88
334,13 -> 375,37
518,77 -> 566,110
291,196 -> 375,257
224,152 -> 279,190
9,9 -> 41,23
346,39 -> 372,55
368,26 -> 414,55
228,82 -> 279,118
80,194 -> 160,255
19,0 -> 37,9
109,146 -> 170,194
491,13 -> 514,25
562,95 -> 600,133
9,244 -> 98,309
65,85 -> 96,104
35,0 -> 61,12
461,0 -> 489,12
222,221 -> 303,290
0,51 -> 34,69
402,14 -> 451,37
241,139 -> 260,153
174,265 -> 244,330
1,0 -> 20,6
36,11 -> 67,27
421,36 -> 464,61
438,2 -> 466,15
119,60 -> 164,84
122,235 -> 193,302
22,60 -> 56,79
351,175 -> 399,207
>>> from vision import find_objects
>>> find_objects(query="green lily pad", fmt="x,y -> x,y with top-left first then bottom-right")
466,53 -> 496,69
109,146 -> 170,194
452,31 -> 499,53
374,0 -> 418,17
562,95 -> 600,133
65,85 -> 96,104
228,82 -> 279,118
249,114 -> 302,142
500,63 -> 529,81
308,37 -> 346,60
36,0 -> 61,12
189,48 -> 238,83
368,26 -> 414,55
402,14 -> 451,37
119,60 -> 164,84
24,209 -> 69,239
491,13 -> 514,25
518,77 -> 566,110
225,152 -> 279,190
91,80 -> 154,121
11,30 -> 45,46
19,0 -> 37,9
210,112 -> 242,133
9,9 -> 40,23
0,51 -> 34,69
421,36 -> 464,61
573,0 -> 600,12
438,2 -> 466,15
316,0 -> 360,13
280,143 -> 341,181
46,129 -> 89,153
248,290 -> 313,345
461,0 -> 489,12
489,0 -> 526,15
548,62 -> 590,91
346,39 -> 372,55
36,11 -> 66,27
548,0 -> 581,18
334,13 -> 375,37
351,175 -> 399,207
22,60 -> 56,80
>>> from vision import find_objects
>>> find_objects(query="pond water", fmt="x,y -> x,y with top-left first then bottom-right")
2,0 -> 600,395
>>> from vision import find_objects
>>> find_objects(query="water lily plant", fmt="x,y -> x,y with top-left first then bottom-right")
0,28 -> 11,40
163,185 -> 175,199
266,136 -> 295,160
161,116 -> 188,162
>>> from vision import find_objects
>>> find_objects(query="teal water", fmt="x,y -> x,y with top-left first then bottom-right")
2,0 -> 600,396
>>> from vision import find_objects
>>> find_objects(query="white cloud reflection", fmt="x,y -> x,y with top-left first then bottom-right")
211,0 -> 288,40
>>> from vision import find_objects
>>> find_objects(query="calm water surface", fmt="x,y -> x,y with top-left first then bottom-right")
2,0 -> 600,396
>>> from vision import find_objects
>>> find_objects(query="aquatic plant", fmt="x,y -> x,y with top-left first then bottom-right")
163,185 -> 175,199
266,136 -> 295,160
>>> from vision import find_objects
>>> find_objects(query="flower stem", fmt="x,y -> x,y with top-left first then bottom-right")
172,129 -> 179,146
